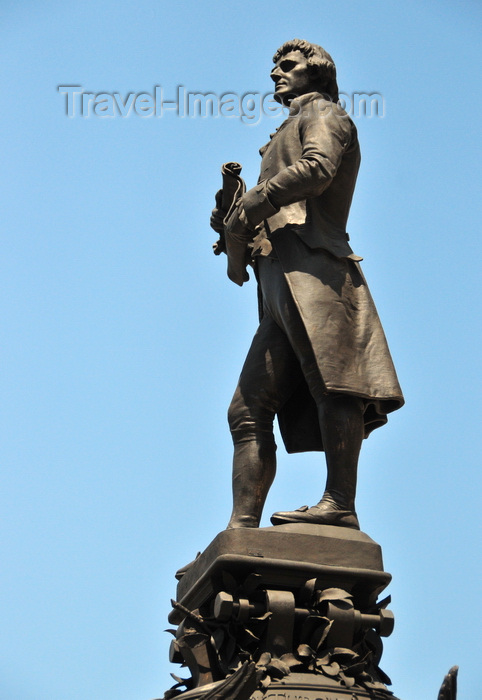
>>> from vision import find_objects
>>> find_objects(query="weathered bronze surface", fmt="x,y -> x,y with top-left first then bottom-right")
160,40 -> 459,700
171,524 -> 391,620
167,525 -> 397,700
210,39 -> 404,532
164,525 -> 457,700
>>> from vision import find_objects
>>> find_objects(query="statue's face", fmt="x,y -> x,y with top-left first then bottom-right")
270,50 -> 317,104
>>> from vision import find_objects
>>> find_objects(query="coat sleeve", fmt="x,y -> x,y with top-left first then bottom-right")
242,106 -> 353,228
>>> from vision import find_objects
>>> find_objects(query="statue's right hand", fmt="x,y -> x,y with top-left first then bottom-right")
210,189 -> 226,233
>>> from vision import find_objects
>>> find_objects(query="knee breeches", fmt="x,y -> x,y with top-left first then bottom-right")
228,257 -> 325,445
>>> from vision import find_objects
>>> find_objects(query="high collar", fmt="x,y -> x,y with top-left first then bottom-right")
288,91 -> 327,116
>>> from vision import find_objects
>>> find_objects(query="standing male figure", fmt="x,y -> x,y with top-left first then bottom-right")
211,39 -> 403,531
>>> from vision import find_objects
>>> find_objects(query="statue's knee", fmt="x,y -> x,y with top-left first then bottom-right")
227,400 -> 241,433
227,394 -> 275,441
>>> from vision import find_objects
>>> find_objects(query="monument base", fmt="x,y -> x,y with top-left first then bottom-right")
164,525 -> 399,700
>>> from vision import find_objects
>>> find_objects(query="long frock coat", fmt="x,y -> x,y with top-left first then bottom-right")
239,92 -> 404,453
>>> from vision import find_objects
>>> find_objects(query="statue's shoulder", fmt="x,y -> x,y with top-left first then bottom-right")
295,92 -> 355,141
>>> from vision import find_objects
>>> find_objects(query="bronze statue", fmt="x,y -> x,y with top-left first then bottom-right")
210,39 -> 404,531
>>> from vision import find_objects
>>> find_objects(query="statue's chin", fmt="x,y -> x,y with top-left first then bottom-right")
273,91 -> 295,106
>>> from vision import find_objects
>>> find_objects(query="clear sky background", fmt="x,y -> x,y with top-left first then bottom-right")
1,1 -> 481,699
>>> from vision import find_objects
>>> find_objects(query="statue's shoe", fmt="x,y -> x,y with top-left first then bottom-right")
270,504 -> 360,530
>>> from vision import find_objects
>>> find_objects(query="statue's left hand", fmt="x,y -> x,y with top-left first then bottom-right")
210,189 -> 227,233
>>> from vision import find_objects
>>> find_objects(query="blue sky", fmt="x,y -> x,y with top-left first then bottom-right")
1,1 -> 481,699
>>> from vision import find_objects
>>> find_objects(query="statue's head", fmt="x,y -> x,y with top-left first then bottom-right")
271,39 -> 339,104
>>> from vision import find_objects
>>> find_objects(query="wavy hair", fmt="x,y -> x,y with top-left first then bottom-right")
272,39 -> 339,102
